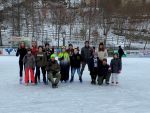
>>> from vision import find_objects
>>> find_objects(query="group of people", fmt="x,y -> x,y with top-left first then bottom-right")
16,40 -> 124,88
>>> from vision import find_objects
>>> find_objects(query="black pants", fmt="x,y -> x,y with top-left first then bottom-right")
19,60 -> 24,77
81,61 -> 89,76
90,68 -> 98,82
35,66 -> 46,84
60,64 -> 70,82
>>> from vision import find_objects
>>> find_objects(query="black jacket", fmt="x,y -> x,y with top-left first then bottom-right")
118,48 -> 124,57
16,48 -> 27,61
88,57 -> 100,71
44,48 -> 54,61
110,58 -> 122,73
70,53 -> 82,68
98,64 -> 110,76
81,46 -> 93,62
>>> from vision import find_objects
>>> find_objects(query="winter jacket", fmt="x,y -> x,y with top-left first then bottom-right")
110,58 -> 122,73
88,57 -> 100,71
81,46 -> 93,62
35,52 -> 47,67
44,48 -> 54,61
23,54 -> 35,69
70,53 -> 82,68
98,64 -> 110,76
46,60 -> 60,74
58,52 -> 70,65
98,49 -> 108,61
118,48 -> 124,58
16,48 -> 27,61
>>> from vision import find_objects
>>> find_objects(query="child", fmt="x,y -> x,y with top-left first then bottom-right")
70,48 -> 82,83
47,54 -> 61,88
110,53 -> 122,85
35,46 -> 47,84
23,48 -> 35,85
58,46 -> 70,83
89,52 -> 100,85
98,59 -> 111,85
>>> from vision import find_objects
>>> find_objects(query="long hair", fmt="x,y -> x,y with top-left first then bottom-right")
98,42 -> 105,51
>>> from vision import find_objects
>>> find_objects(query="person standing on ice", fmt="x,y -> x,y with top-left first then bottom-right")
70,48 -> 82,83
89,52 -> 100,85
58,46 -> 70,83
118,46 -> 124,60
47,54 -> 61,88
81,41 -> 93,77
16,41 -> 27,84
97,42 -> 108,61
23,48 -> 35,85
110,53 -> 122,85
35,46 -> 47,84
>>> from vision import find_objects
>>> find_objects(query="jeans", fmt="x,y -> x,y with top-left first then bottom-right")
71,68 -> 81,79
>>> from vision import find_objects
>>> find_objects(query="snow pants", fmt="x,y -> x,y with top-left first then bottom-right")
60,64 -> 70,82
25,68 -> 35,84
48,72 -> 61,85
111,73 -> 119,83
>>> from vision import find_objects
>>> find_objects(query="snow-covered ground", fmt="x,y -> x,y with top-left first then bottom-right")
0,56 -> 150,113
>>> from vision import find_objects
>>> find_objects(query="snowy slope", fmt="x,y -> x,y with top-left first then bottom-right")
0,56 -> 150,113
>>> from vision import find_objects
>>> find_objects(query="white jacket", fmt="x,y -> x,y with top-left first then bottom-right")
98,49 -> 108,60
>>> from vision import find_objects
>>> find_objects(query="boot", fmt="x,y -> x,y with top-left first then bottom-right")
79,76 -> 82,83
70,76 -> 74,83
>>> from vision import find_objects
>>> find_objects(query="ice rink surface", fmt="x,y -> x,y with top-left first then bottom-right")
0,56 -> 150,113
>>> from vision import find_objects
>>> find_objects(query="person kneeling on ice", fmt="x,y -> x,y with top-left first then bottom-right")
98,59 -> 111,85
46,54 -> 61,88
110,53 -> 122,85
70,48 -> 82,83
89,52 -> 100,85
23,48 -> 35,85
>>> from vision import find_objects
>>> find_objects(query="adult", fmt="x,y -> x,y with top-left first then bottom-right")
97,42 -> 108,61
35,46 -> 47,84
81,41 -> 93,77
118,46 -> 124,60
44,43 -> 54,61
16,41 -> 27,84
58,46 -> 70,83
31,41 -> 38,57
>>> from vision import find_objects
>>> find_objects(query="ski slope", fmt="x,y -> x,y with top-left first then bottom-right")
0,56 -> 150,113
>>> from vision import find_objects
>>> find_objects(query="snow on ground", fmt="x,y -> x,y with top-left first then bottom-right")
0,56 -> 150,113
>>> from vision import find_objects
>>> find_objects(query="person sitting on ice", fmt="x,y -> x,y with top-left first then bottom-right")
97,58 -> 111,85
110,53 -> 122,85
23,48 -> 35,85
46,54 -> 61,88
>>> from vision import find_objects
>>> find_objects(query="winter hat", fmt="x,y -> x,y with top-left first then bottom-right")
50,54 -> 56,59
